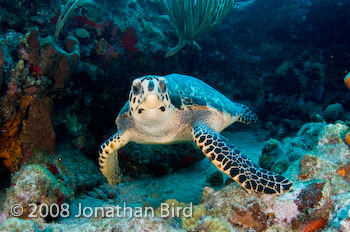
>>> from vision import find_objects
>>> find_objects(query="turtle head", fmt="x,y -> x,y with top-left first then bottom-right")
129,75 -> 172,124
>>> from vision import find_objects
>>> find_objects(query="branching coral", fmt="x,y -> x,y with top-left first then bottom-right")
54,0 -> 97,41
159,0 -> 235,57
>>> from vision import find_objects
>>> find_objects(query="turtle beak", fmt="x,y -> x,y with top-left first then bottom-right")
144,93 -> 160,109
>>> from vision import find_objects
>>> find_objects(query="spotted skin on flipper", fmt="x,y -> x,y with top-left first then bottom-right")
98,131 -> 129,185
192,123 -> 293,194
237,104 -> 258,124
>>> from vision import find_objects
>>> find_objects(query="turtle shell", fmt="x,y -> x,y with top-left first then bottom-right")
117,73 -> 249,121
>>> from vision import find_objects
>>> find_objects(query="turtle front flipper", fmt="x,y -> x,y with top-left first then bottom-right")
98,130 -> 130,185
192,123 -> 293,194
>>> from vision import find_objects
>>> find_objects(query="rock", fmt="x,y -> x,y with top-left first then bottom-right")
202,217 -> 230,232
206,171 -> 224,187
75,28 -> 90,39
324,103 -> 344,122
259,138 -> 283,170
3,164 -> 71,222
230,203 -> 267,232
271,159 -> 290,174
0,218 -> 38,231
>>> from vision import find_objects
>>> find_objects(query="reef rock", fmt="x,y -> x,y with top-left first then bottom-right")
0,29 -> 80,173
3,164 -> 70,223
1,146 -> 103,223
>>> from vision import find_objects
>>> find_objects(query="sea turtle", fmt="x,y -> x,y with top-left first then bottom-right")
98,74 -> 293,194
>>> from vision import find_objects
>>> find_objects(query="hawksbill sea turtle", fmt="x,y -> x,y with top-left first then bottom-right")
98,74 -> 293,194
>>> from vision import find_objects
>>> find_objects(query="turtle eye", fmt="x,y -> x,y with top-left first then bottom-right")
132,83 -> 141,95
159,80 -> 167,93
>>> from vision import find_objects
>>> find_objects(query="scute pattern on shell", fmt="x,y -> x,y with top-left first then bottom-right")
116,74 -> 254,122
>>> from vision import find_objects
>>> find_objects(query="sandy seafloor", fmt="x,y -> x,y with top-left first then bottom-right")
55,129 -> 265,224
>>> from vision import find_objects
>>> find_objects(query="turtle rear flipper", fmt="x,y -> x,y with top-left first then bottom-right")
192,123 -> 293,194
235,104 -> 258,124
99,130 -> 130,185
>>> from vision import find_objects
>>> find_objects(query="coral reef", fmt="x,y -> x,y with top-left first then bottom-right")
345,72 -> 350,89
0,97 -> 32,172
20,96 -> 56,153
201,185 -> 271,231
202,217 -> 231,232
259,122 -> 326,177
259,138 -> 283,170
324,103 -> 345,123
155,199 -> 188,218
0,29 -> 80,172
121,27 -> 138,53
0,218 -> 39,231
21,146 -> 104,193
0,216 -> 181,232
206,171 -> 224,187
179,202 -> 232,232
199,177 -> 332,231
181,204 -> 207,230
345,132 -> 350,146
3,164 -> 70,222
1,121 -> 350,231
159,0 -> 234,57
230,202 -> 268,231
0,146 -> 103,223
0,44 -> 3,91
194,122 -> 350,231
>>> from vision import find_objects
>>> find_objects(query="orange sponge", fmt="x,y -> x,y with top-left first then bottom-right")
344,72 -> 350,89
345,131 -> 350,146
0,97 -> 32,172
